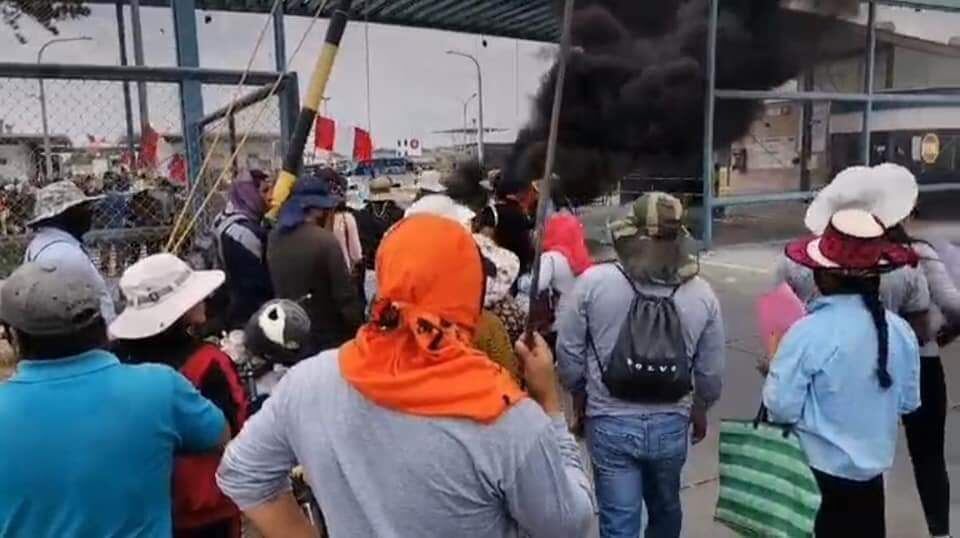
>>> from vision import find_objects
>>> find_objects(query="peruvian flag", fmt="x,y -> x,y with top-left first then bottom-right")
314,116 -> 373,161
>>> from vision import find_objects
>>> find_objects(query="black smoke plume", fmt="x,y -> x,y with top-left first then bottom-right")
506,0 -> 847,204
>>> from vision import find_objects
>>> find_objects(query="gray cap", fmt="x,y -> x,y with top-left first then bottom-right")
1,260 -> 102,335
28,180 -> 103,226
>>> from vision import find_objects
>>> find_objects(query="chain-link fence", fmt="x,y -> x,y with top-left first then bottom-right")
0,68 -> 290,278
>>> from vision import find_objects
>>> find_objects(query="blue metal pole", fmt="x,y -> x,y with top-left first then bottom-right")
862,1 -> 877,165
274,3 -> 293,157
172,0 -> 204,187
701,0 -> 719,248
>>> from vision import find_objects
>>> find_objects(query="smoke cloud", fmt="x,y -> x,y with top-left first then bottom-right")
506,0 -> 851,204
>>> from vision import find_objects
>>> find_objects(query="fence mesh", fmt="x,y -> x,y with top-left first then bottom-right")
0,74 -> 286,278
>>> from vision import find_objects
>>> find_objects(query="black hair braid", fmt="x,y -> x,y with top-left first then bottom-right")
858,281 -> 892,389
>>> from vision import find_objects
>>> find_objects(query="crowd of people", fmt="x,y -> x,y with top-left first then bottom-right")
0,159 -> 957,538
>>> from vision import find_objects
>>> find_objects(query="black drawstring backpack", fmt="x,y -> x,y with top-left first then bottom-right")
588,265 -> 693,403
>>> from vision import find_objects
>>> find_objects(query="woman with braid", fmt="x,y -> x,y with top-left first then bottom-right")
762,209 -> 922,537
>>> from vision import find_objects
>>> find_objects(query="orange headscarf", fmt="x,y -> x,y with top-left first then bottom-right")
339,214 -> 526,423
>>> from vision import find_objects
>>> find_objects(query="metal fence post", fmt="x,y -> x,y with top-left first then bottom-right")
172,0 -> 205,187
701,0 -> 719,249
861,1 -> 877,165
274,4 -> 293,158
115,1 -> 136,157
284,72 -> 301,155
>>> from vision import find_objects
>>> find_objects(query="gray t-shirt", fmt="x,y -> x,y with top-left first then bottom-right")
216,352 -> 595,538
775,257 -> 930,315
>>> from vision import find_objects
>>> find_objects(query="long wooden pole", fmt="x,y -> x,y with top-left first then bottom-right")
267,0 -> 354,219
525,0 -> 576,340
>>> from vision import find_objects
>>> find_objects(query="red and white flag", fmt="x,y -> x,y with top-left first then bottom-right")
315,116 -> 373,161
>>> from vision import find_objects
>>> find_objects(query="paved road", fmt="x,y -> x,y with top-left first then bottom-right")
668,242 -> 960,537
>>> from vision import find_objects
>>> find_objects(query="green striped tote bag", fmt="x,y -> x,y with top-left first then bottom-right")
715,412 -> 821,537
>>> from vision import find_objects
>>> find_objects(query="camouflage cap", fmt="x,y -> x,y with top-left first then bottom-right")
1,260 -> 102,336
610,192 -> 700,285
27,180 -> 103,226
610,191 -> 685,241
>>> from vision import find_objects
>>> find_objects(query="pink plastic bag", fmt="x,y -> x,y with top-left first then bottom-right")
756,283 -> 806,356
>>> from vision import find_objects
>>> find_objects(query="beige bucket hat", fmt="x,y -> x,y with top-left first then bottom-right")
109,253 -> 224,340
28,180 -> 103,226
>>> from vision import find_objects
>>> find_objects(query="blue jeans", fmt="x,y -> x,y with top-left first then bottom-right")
588,413 -> 689,538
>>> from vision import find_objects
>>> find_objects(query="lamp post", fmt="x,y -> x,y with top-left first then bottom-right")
461,92 -> 477,150
38,36 -> 92,180
446,50 -> 484,165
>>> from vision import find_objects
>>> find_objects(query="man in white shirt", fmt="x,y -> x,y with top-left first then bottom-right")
23,180 -> 115,323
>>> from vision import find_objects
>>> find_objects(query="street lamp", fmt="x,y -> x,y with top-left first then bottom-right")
446,50 -> 485,165
38,36 -> 93,180
461,92 -> 477,149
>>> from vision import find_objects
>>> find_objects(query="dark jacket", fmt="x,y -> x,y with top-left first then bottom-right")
493,200 -> 535,275
267,223 -> 364,350
215,212 -> 273,329
355,202 -> 405,270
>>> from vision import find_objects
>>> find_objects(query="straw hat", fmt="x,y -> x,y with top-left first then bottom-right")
787,209 -> 917,272
369,177 -> 401,202
109,254 -> 225,340
805,163 -> 918,235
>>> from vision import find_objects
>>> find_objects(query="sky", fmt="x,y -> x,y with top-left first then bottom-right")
3,3 -> 960,152
1,4 -> 555,151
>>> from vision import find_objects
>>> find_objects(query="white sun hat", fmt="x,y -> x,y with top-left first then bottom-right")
418,170 -> 447,193
109,253 -> 225,340
805,163 -> 918,235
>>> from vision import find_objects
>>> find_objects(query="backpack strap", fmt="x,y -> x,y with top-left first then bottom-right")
584,307 -> 607,376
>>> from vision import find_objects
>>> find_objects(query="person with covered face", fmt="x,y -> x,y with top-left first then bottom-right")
217,214 -> 595,538
23,180 -> 115,322
764,208 -> 922,537
267,171 -> 363,352
214,169 -> 274,329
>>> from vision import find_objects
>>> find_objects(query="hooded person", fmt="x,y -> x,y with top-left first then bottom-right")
217,214 -> 595,538
213,169 -> 274,329
268,171 -> 363,352
763,208 -> 922,537
23,180 -> 114,323
0,258 -> 227,538
555,192 -> 724,538
528,213 -> 594,336
110,253 -> 248,538
405,194 -> 520,379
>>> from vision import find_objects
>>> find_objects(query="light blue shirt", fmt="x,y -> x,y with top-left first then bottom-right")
556,263 -> 725,418
763,295 -> 921,481
24,227 -> 116,323
0,350 -> 226,538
